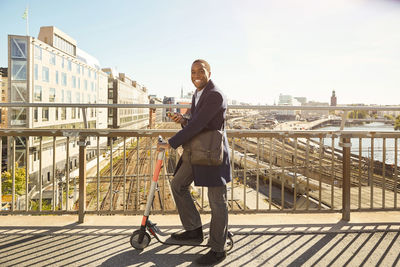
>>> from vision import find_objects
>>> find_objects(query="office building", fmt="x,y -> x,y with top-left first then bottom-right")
275,94 -> 301,120
149,95 -> 163,128
8,26 -> 108,188
0,68 -> 8,128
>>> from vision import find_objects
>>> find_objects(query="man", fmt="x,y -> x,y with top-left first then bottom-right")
159,59 -> 231,265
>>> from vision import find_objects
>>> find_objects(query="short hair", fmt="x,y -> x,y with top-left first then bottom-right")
192,59 -> 211,72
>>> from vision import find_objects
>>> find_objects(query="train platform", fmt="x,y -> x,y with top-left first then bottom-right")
1,212 -> 400,266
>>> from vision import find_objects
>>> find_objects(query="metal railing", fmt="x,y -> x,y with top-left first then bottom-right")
0,103 -> 399,223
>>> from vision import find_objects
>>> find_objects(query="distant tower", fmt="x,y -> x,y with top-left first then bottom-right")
330,90 -> 337,106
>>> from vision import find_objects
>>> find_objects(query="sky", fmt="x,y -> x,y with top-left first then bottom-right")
1,0 -> 400,105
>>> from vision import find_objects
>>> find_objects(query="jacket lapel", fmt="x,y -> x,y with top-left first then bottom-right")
194,80 -> 214,114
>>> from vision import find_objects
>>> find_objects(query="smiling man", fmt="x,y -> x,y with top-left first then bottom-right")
159,59 -> 231,265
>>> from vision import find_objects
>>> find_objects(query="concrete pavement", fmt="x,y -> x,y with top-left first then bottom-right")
1,212 -> 400,266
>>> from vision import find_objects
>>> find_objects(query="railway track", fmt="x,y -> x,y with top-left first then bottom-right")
233,136 -> 399,194
86,123 -> 177,212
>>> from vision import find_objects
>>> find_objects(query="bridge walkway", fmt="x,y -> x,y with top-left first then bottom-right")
1,212 -> 400,266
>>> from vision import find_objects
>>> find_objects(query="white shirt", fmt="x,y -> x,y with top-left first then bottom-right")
194,89 -> 204,107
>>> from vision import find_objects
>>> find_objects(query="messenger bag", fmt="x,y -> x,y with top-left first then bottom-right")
188,129 -> 224,166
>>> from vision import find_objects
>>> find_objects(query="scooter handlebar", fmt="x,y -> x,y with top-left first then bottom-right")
158,135 -> 165,144
157,136 -> 168,150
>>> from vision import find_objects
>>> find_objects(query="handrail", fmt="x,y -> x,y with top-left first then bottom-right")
0,102 -> 399,111
0,129 -> 398,137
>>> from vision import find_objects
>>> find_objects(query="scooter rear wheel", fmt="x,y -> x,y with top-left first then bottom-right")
226,232 -> 234,251
130,230 -> 151,250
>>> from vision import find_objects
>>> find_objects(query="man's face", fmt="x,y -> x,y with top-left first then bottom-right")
191,62 -> 211,90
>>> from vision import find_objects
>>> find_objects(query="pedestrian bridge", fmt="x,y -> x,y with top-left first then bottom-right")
1,104 -> 400,265
1,104 -> 400,223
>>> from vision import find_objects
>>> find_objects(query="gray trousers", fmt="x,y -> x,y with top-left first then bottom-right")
170,159 -> 228,252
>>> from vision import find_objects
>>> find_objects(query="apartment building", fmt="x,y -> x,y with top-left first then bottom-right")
8,26 -> 108,187
102,68 -> 148,130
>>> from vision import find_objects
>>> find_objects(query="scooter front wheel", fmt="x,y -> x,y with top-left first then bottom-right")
130,230 -> 151,250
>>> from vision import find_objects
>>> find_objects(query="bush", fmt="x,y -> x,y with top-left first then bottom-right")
1,164 -> 26,195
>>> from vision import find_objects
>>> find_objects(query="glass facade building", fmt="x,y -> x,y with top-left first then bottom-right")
8,26 -> 108,187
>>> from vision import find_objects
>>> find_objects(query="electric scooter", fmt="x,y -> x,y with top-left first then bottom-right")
130,137 -> 234,251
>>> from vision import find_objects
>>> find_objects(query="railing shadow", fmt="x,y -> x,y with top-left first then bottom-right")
1,221 -> 400,266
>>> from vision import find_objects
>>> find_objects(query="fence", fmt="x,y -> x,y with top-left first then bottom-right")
0,104 -> 399,223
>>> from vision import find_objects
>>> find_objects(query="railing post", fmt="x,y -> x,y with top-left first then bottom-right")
78,136 -> 87,223
341,136 -> 351,221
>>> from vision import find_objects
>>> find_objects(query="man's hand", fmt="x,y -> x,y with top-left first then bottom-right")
157,142 -> 170,150
168,112 -> 186,124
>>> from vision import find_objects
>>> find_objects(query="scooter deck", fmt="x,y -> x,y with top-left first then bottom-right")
155,234 -> 211,247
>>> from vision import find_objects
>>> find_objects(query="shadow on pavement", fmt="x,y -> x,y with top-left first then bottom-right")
1,221 -> 400,266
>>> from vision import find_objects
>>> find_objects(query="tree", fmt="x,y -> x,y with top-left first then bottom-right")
384,114 -> 394,121
348,110 -> 368,119
395,115 -> 400,131
1,164 -> 26,195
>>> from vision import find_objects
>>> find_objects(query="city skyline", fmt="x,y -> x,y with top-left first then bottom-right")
1,0 -> 400,105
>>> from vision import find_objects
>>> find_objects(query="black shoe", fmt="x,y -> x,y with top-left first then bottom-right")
171,226 -> 203,241
195,249 -> 226,265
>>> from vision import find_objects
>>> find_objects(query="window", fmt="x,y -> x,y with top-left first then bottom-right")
94,72 -> 97,79
56,108 -> 59,120
42,107 -> 49,121
67,90 -> 71,103
49,88 -> 56,102
84,80 -> 87,90
49,52 -> 56,65
91,82 -> 94,91
11,38 -> 27,59
11,60 -> 27,80
34,85 -> 42,101
34,64 -> 38,80
61,107 -> 66,120
34,45 -> 41,60
76,64 -> 80,74
71,108 -> 76,119
72,76 -> 76,88
55,71 -> 59,84
78,77 -> 80,89
61,72 -> 67,86
82,67 -> 85,76
88,70 -> 91,78
42,66 -> 49,82
33,108 -> 38,122
68,60 -> 72,71
61,57 -> 65,68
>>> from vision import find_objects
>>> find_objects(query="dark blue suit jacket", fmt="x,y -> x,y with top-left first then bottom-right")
168,80 -> 232,186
